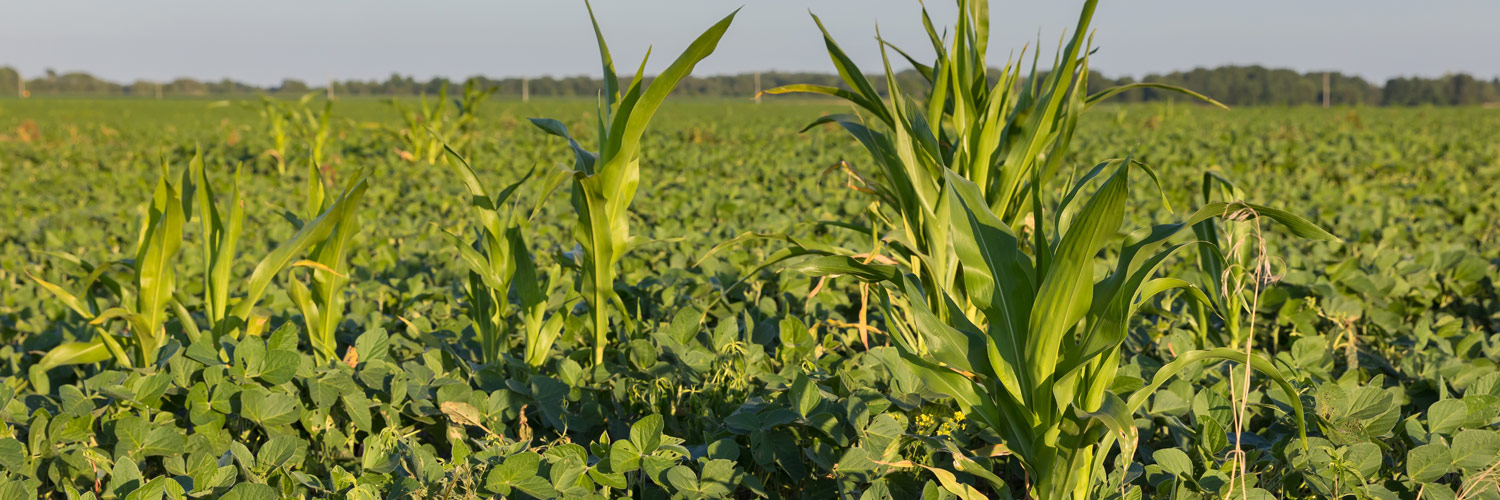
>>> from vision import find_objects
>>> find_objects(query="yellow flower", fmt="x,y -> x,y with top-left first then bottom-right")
953,411 -> 965,421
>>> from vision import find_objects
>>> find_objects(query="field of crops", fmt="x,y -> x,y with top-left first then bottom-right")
3,3 -> 1500,500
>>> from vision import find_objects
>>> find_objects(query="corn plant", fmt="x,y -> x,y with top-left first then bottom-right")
202,158 -> 368,342
789,160 -> 1333,499
765,0 -> 1222,315
256,94 -> 332,175
530,1 -> 736,365
751,2 -> 1342,496
441,145 -> 567,366
392,80 -> 493,164
30,150 -> 368,369
1187,171 -> 1270,350
287,159 -> 365,364
303,99 -> 333,169
28,159 -> 187,369
190,150 -> 243,337
258,96 -> 291,175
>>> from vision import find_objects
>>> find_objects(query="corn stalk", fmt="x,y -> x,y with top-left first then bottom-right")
790,160 -> 1332,498
441,145 -> 567,366
758,1 -> 1338,497
287,158 -> 365,364
31,149 -> 368,369
530,1 -> 737,365
767,0 -> 1224,315
392,80 -> 493,165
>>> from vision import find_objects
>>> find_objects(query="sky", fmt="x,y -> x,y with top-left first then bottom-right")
4,1 -> 1498,87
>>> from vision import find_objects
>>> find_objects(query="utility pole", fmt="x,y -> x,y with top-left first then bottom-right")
16,71 -> 23,98
754,71 -> 761,104
1322,72 -> 1330,108
328,79 -> 335,100
521,77 -> 529,103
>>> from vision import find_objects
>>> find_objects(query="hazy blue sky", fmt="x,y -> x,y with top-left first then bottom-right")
4,1 -> 1497,86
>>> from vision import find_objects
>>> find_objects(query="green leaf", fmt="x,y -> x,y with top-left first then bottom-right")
1125,348 -> 1307,450
1346,442 -> 1382,479
230,177 -> 368,330
609,439 -> 642,473
605,8 -> 739,169
259,349 -> 299,385
256,435 -> 307,471
1427,399 -> 1469,435
137,170 -> 187,355
630,414 -> 664,455
353,327 -> 389,366
665,465 -> 699,494
513,476 -> 557,499
1419,483 -> 1457,500
0,439 -> 25,470
114,416 -> 183,458
1153,448 -> 1193,477
1450,429 -> 1500,472
109,455 -> 143,497
1028,161 -> 1128,387
1086,82 -> 1228,110
791,373 -> 821,418
36,339 -> 113,371
486,452 -> 543,495
221,483 -> 277,500
1406,443 -> 1452,483
26,272 -> 93,319
699,459 -> 736,497
239,387 -> 302,427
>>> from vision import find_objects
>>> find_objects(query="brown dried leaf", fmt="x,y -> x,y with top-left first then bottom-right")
440,401 -> 484,428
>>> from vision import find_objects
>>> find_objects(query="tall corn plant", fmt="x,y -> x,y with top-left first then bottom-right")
440,145 -> 567,367
287,159 -> 365,364
530,1 -> 736,365
191,150 -> 243,337
30,150 -> 368,370
793,161 -> 1334,499
766,0 -> 1222,315
1188,172 -> 1261,349
762,1 -> 1336,497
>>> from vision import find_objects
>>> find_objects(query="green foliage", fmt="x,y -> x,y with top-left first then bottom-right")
28,148 -> 367,370
1,5 -> 1498,500
390,79 -> 494,165
765,0 -> 1221,319
441,145 -> 567,366
253,94 -> 332,175
530,1 -> 738,365
287,159 -> 367,364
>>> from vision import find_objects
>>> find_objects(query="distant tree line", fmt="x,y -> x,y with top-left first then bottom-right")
1087,66 -> 1500,106
2,65 -> 1497,106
